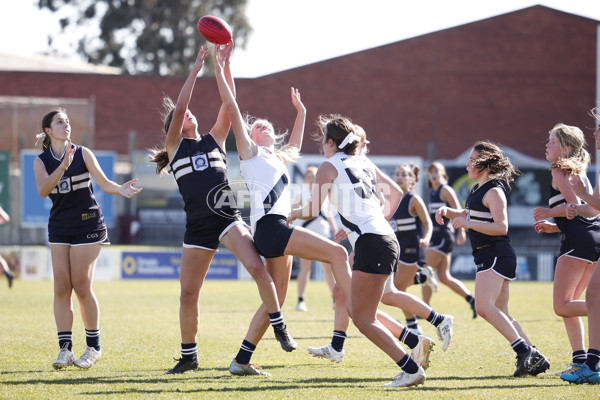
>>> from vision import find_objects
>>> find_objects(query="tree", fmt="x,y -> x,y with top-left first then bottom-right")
37,0 -> 251,76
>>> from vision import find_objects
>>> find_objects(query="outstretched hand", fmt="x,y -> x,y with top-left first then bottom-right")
193,46 -> 210,71
214,41 -> 233,71
290,87 -> 305,113
119,178 -> 142,199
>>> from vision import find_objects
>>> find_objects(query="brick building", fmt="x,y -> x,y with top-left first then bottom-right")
1,5 -> 597,161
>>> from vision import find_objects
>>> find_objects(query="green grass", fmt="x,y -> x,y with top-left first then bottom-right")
0,278 -> 596,399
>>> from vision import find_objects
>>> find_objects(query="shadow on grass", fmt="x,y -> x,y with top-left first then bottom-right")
0,370 -> 46,375
2,371 -> 566,396
80,377 -> 564,396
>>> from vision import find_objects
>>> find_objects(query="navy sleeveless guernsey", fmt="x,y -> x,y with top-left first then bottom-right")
548,180 -> 600,256
465,179 -> 515,260
391,191 -> 422,249
37,145 -> 105,235
169,134 -> 234,221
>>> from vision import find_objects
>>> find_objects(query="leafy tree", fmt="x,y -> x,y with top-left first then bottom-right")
37,0 -> 251,76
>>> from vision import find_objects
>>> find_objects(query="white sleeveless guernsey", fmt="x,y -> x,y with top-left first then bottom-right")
240,146 -> 291,233
326,152 -> 393,239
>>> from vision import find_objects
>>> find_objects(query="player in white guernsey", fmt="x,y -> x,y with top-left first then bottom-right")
289,115 -> 429,388
439,141 -> 549,377
215,43 -> 350,377
318,127 -> 451,371
34,109 -> 141,370
562,108 -> 600,384
533,123 -> 599,379
293,166 -> 337,312
150,45 -> 294,375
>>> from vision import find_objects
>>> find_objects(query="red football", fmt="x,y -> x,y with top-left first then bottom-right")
197,15 -> 232,45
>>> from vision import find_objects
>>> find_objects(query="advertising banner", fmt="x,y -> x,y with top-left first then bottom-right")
121,250 -> 238,279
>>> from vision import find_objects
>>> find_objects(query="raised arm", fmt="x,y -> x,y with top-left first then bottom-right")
210,42 -> 236,149
82,147 -> 142,198
165,46 -> 209,159
286,87 -> 306,150
213,42 -> 257,160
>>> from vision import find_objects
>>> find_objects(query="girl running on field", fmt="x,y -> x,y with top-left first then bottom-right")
438,141 -> 550,377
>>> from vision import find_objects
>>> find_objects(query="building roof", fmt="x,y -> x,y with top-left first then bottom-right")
0,52 -> 122,75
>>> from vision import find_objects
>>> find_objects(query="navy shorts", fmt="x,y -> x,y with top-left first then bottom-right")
49,228 -> 109,246
559,233 -> 600,263
428,228 -> 455,255
253,214 -> 294,258
398,245 -> 425,266
354,233 -> 400,275
559,247 -> 600,264
184,209 -> 244,250
475,256 -> 516,280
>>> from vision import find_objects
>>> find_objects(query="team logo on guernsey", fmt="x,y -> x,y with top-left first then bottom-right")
192,153 -> 209,171
58,177 -> 71,194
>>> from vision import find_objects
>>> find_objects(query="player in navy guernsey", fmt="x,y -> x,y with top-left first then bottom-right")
34,109 -> 141,371
438,141 -> 550,377
150,45 -> 294,375
562,108 -> 600,385
216,43 -> 352,377
425,162 -> 477,319
532,123 -> 600,379
390,163 -> 445,336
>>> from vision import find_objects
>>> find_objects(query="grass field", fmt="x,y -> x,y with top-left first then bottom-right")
0,277 -> 596,399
